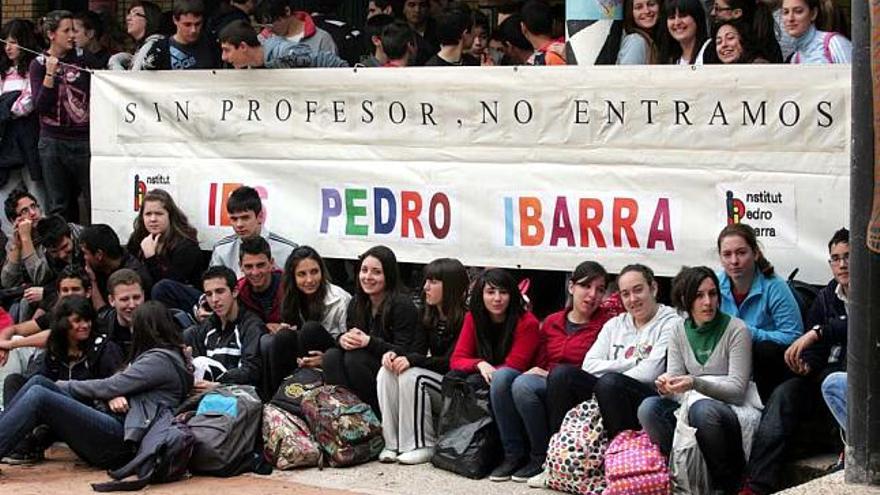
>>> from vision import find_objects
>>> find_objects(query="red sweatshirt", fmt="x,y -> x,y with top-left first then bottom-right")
535,306 -> 615,372
450,311 -> 540,373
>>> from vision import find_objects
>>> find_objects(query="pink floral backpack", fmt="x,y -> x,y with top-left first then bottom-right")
604,430 -> 670,495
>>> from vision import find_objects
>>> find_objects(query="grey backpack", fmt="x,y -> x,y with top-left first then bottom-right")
186,385 -> 263,477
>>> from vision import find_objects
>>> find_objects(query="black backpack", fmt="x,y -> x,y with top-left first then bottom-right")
787,268 -> 820,327
91,408 -> 195,492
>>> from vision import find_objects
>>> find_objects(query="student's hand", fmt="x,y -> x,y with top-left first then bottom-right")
0,339 -> 15,351
17,217 -> 32,242
297,350 -> 323,368
84,263 -> 97,282
784,330 -> 819,374
0,348 -> 7,366
340,328 -> 370,350
381,351 -> 397,370
480,52 -> 495,66
266,323 -> 292,334
525,366 -> 548,377
665,375 -> 695,394
194,380 -> 219,393
23,286 -> 43,304
45,56 -> 60,76
108,396 -> 129,413
476,361 -> 496,384
140,233 -> 160,259
655,373 -> 671,395
391,356 -> 411,374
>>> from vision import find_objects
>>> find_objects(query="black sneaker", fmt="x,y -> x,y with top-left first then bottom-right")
512,458 -> 545,482
1,450 -> 44,465
489,456 -> 525,482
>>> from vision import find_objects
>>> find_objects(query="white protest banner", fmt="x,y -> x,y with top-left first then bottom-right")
91,65 -> 850,283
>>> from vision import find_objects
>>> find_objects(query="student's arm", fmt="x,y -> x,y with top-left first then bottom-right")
624,319 -> 676,383
0,329 -> 50,350
748,279 -> 804,345
449,313 -> 480,373
582,320 -> 628,375
365,296 -> 420,356
502,313 -> 541,372
692,322 -> 752,405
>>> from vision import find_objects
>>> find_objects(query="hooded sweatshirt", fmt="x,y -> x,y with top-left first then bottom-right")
581,303 -> 680,384
262,36 -> 349,68
285,11 -> 338,55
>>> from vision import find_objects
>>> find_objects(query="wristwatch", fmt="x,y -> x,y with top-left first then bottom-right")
811,325 -> 823,340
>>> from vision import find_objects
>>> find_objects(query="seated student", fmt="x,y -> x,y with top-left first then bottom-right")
493,261 -> 614,482
126,189 -> 203,312
143,0 -> 220,70
210,186 -> 297,279
0,266 -> 93,373
1,190 -> 64,288
260,246 -> 350,397
0,302 -> 191,469
236,236 -> 283,326
219,20 -> 349,68
323,245 -> 420,414
716,223 -> 803,399
80,224 -> 153,312
742,228 -> 850,494
97,269 -> 148,357
1,296 -> 125,464
260,0 -> 338,55
638,266 -> 753,494
186,266 -> 265,393
447,268 -> 541,482
377,258 -> 469,465
424,5 -> 478,66
34,214 -> 83,281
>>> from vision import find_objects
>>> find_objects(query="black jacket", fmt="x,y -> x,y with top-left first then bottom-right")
0,90 -> 40,179
802,279 -> 848,374
185,308 -> 265,385
32,335 -> 125,381
347,292 -> 423,358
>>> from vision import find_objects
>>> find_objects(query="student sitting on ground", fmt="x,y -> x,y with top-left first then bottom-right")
323,245 -> 420,415
210,185 -> 297,278
742,228 -> 851,494
186,266 -> 265,393
448,267 -> 541,482
127,189 -> 204,312
0,302 -> 191,470
493,261 -> 615,483
377,257 -> 469,465
235,236 -> 283,327
1,296 -> 125,464
638,266 -> 754,494
80,224 -> 153,312
716,223 -> 803,400
260,246 -> 350,397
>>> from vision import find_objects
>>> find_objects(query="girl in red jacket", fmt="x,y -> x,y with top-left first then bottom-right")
449,268 -> 540,482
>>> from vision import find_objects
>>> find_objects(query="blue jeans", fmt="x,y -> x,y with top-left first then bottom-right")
822,372 -> 847,433
38,136 -> 90,222
0,375 -> 129,468
490,367 -> 548,460
638,396 -> 744,492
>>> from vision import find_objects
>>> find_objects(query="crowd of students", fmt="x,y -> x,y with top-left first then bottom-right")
0,182 -> 851,495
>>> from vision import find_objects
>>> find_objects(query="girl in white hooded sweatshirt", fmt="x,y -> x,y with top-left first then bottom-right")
585,264 -> 682,439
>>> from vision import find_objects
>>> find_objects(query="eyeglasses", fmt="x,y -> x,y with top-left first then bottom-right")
829,253 -> 850,265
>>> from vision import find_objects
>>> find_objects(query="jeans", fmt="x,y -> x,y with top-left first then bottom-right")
545,364 -> 599,434
822,372 -> 847,433
0,375 -> 129,468
594,372 -> 657,439
150,279 -> 202,314
638,396 -> 744,492
259,322 -> 336,400
489,367 -> 551,460
38,136 -> 90,223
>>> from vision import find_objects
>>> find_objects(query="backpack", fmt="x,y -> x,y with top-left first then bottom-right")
187,384 -> 263,476
787,269 -> 820,327
262,403 -> 321,469
604,430 -> 670,495
91,408 -> 194,492
545,398 -> 608,495
300,385 -> 384,467
270,367 -> 324,417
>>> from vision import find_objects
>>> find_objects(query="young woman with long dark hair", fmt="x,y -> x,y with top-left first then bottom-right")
377,258 -> 469,465
617,0 -> 662,64
658,0 -> 710,64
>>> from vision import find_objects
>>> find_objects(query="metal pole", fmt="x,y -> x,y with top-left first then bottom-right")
847,0 -> 880,483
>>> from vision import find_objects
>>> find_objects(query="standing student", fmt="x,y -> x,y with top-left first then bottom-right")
29,10 -> 92,223
260,246 -> 350,397
323,245 -> 420,414
638,266 -> 753,494
716,223 -> 803,399
108,1 -> 166,70
448,268 -> 541,482
493,261 -> 614,482
127,189 -> 203,311
377,258 -> 469,465
658,0 -> 710,64
707,0 -> 782,62
782,0 -> 851,63
617,0 -> 662,64
0,302 -> 192,469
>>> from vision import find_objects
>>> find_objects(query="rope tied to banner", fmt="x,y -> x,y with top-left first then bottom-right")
0,38 -> 96,75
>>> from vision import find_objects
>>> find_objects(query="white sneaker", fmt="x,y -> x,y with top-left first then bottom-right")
378,449 -> 398,463
397,448 -> 435,465
527,469 -> 548,489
